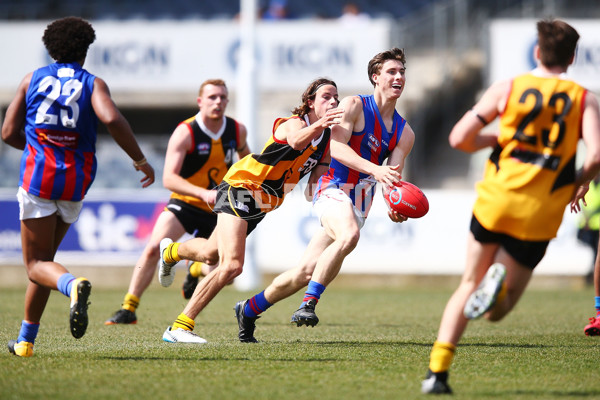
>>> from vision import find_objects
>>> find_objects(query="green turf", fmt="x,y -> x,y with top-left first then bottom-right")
1,283 -> 599,399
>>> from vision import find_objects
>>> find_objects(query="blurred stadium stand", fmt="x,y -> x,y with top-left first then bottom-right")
1,0 -> 599,191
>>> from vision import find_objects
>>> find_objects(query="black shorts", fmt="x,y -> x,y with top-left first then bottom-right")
470,215 -> 549,269
213,182 -> 266,235
166,198 -> 217,239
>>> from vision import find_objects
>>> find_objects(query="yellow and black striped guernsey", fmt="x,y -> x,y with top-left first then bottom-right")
474,72 -> 587,241
223,115 -> 330,213
170,114 -> 240,213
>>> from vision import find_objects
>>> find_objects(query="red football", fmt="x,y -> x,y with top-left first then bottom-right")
383,181 -> 429,218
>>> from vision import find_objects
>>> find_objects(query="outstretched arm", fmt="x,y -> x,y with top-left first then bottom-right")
276,109 -> 344,150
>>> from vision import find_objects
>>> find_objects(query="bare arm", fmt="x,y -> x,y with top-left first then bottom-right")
235,122 -> 251,158
162,124 -> 217,204
575,93 -> 600,187
330,96 -> 402,186
277,108 -> 344,150
383,123 -> 415,223
448,80 -> 509,153
1,73 -> 31,150
91,77 -> 155,188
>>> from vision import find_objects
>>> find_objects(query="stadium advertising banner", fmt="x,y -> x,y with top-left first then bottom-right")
0,192 -> 167,265
490,19 -> 600,90
0,186 -> 588,275
253,185 -> 591,276
0,20 -> 390,93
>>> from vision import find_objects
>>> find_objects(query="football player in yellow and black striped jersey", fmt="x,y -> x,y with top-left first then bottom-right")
105,79 -> 249,324
158,78 -> 344,343
422,19 -> 600,394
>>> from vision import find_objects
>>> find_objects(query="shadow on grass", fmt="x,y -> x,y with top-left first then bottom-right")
99,355 -> 343,362
479,389 -> 600,398
460,342 -> 553,348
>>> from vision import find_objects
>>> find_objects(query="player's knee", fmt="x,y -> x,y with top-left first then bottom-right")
337,229 -> 360,254
142,242 -> 160,262
203,252 -> 219,265
220,258 -> 244,279
294,272 -> 312,287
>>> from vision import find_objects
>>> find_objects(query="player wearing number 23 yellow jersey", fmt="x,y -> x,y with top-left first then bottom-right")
422,19 -> 600,395
474,70 -> 587,241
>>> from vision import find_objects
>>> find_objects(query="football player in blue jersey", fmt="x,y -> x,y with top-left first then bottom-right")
2,16 -> 154,357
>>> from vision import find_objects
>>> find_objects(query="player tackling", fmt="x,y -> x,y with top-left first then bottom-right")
234,47 -> 417,342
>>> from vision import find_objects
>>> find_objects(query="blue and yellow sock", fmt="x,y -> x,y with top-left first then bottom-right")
300,280 -> 326,308
244,291 -> 272,318
57,273 -> 76,298
595,296 -> 600,317
17,320 -> 40,345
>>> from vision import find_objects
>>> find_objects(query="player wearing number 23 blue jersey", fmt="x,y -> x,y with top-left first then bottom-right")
315,94 -> 406,216
2,17 -> 154,357
22,62 -> 98,201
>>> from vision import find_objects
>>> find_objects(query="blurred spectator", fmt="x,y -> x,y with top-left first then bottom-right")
262,0 -> 291,20
339,2 -> 370,25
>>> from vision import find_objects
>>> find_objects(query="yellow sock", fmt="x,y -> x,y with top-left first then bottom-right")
495,282 -> 507,306
429,341 -> 456,373
164,242 -> 182,264
189,261 -> 204,278
122,293 -> 140,312
172,313 -> 195,331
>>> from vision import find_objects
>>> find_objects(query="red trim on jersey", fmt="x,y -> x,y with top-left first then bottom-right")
21,144 -> 36,192
234,120 -> 240,147
271,117 -> 289,144
272,116 -> 303,144
315,169 -> 334,198
319,140 -> 330,162
61,150 -> 76,200
80,151 -> 94,199
181,122 -> 196,155
371,113 -> 383,164
40,146 -> 56,196
347,133 -> 362,185
388,123 -> 399,151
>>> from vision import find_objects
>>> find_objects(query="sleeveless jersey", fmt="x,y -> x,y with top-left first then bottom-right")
473,71 -> 587,240
170,114 -> 240,213
315,94 -> 406,214
223,115 -> 330,213
21,62 -> 98,201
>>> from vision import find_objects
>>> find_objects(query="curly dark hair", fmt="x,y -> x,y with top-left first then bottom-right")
42,17 -> 96,63
291,78 -> 337,117
367,47 -> 406,87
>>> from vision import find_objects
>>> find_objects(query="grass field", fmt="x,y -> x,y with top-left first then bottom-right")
1,278 -> 600,400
